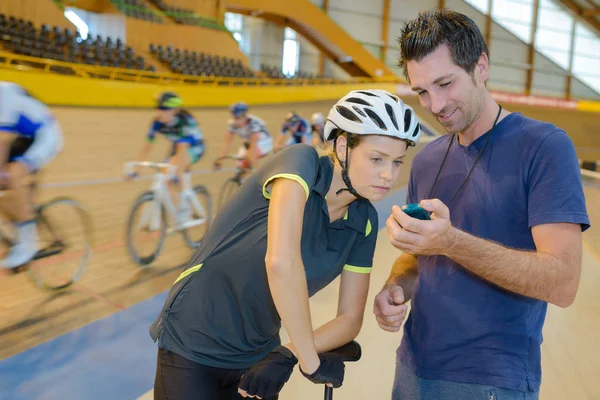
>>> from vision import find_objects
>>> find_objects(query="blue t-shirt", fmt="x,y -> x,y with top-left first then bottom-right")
399,112 -> 590,392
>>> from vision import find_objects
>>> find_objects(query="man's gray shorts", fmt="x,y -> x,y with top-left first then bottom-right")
393,357 -> 540,400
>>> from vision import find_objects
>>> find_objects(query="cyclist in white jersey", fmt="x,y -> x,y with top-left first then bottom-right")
214,102 -> 273,171
311,112 -> 326,147
0,82 -> 64,269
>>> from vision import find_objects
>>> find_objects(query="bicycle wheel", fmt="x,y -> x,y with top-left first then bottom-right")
125,191 -> 167,267
181,184 -> 212,249
218,177 -> 241,210
27,197 -> 93,290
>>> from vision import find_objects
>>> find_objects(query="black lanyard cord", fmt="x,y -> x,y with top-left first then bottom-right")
427,105 -> 503,208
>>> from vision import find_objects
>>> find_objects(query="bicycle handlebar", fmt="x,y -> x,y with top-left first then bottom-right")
124,161 -> 177,176
323,341 -> 361,400
213,155 -> 244,164
327,340 -> 362,363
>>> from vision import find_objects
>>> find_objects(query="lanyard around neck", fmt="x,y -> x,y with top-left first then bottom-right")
427,105 -> 503,207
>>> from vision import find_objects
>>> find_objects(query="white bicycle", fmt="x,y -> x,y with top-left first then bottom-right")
124,161 -> 212,267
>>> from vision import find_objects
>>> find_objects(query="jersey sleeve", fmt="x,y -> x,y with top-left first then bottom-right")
343,203 -> 379,274
147,120 -> 160,143
258,144 -> 319,202
280,122 -> 290,136
227,119 -> 236,135
248,118 -> 263,134
177,116 -> 203,146
300,120 -> 311,136
527,130 -> 590,231
13,94 -> 63,171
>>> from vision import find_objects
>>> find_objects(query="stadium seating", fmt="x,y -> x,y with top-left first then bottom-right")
0,13 -> 155,74
110,0 -> 163,23
149,43 -> 254,78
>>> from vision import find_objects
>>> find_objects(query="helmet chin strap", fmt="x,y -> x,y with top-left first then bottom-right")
334,138 -> 366,200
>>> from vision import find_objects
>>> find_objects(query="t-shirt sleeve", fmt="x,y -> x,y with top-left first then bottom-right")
258,144 -> 319,202
343,204 -> 379,274
527,130 -> 590,232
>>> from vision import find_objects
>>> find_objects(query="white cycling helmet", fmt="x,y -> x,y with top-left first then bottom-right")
311,112 -> 325,126
323,89 -> 421,146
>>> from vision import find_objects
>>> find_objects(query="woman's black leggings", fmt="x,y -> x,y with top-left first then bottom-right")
154,347 -> 279,400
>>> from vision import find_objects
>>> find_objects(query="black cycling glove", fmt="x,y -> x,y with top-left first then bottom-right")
299,352 -> 345,388
238,345 -> 298,398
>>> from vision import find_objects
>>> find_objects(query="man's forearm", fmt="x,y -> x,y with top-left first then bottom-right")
445,227 -> 578,307
386,253 -> 418,302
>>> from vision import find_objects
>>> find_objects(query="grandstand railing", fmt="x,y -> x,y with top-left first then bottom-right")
0,51 -> 400,86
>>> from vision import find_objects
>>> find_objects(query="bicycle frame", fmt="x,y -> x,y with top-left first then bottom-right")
124,161 -> 208,233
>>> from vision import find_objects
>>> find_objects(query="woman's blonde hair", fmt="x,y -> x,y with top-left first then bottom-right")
316,130 -> 362,164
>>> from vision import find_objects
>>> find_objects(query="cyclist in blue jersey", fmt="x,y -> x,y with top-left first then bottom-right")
0,82 -> 64,269
274,112 -> 311,152
129,92 -> 205,222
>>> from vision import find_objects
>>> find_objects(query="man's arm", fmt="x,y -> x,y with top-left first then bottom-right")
388,201 -> 583,308
385,252 -> 418,302
444,222 -> 582,308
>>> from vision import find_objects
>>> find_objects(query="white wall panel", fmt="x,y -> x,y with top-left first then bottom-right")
571,79 -> 600,100
328,9 -> 382,45
532,70 -> 567,97
329,0 -> 384,17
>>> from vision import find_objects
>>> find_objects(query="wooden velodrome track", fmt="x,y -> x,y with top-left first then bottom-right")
0,98 -> 599,399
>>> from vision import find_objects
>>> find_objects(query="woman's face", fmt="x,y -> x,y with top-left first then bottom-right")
338,135 -> 408,202
157,108 -> 178,123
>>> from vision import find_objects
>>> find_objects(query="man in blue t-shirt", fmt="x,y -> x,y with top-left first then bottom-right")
373,9 -> 590,400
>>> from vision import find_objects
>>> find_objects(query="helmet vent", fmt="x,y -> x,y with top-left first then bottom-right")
387,93 -> 399,102
356,91 -> 378,97
336,105 -> 362,122
385,103 -> 399,131
404,109 -> 413,130
352,106 -> 366,117
345,97 -> 371,106
412,123 -> 420,137
364,108 -> 386,130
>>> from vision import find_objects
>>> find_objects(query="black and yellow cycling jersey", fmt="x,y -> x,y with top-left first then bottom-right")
150,144 -> 378,369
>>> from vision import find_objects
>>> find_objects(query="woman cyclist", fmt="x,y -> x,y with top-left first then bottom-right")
150,89 -> 422,400
129,92 -> 204,221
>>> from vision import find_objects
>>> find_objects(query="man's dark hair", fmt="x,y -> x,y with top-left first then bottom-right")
398,8 -> 489,80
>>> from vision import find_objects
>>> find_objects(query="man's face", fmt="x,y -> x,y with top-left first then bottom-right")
407,44 -> 488,134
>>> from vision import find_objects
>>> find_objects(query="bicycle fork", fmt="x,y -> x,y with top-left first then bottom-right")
177,173 -> 207,230
139,173 -> 168,232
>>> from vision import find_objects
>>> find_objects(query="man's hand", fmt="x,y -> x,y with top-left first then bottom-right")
386,199 -> 456,256
373,285 -> 408,333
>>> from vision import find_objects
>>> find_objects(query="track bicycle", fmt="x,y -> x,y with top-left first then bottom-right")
0,186 -> 93,290
124,161 -> 212,267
